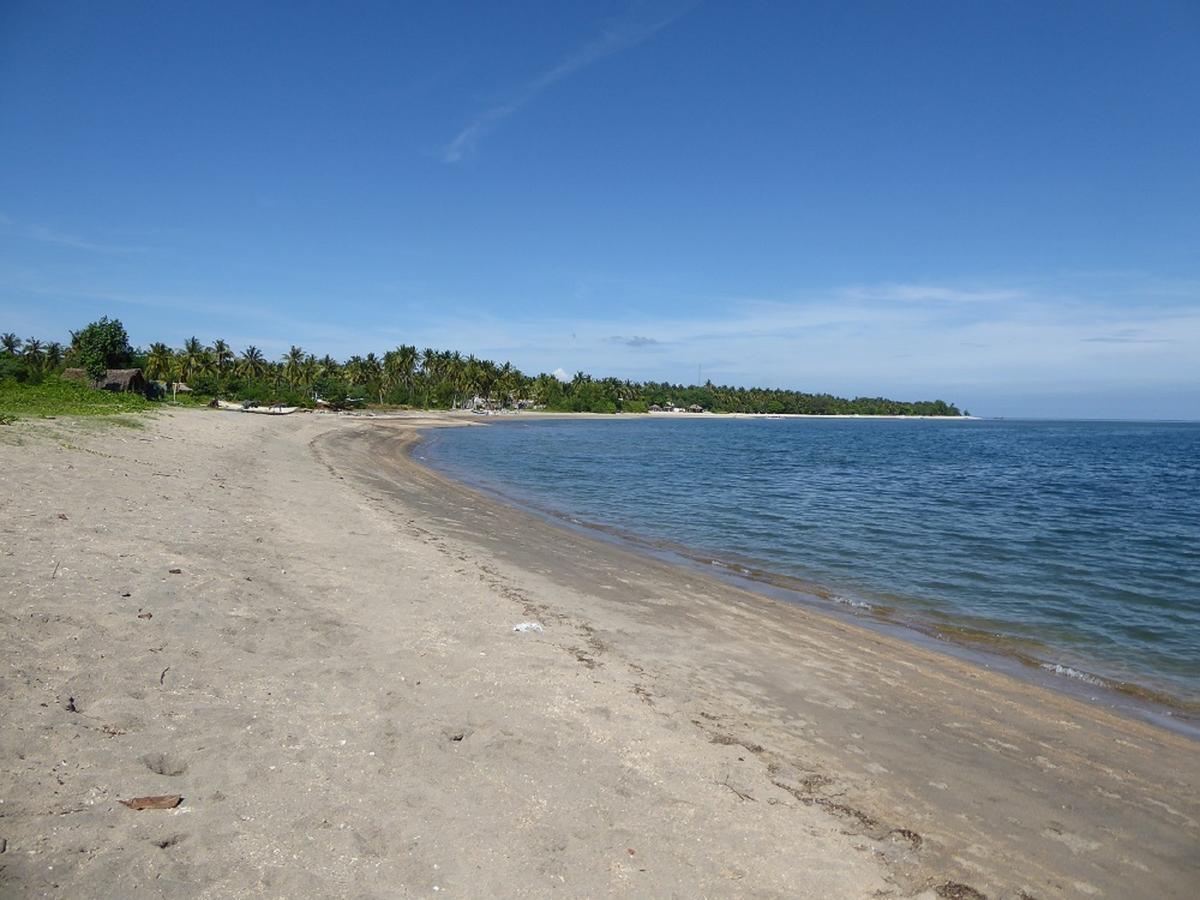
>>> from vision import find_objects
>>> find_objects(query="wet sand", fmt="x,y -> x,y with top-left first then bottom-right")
2,409 -> 1197,898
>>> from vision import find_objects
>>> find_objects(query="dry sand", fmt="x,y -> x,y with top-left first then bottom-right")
0,409 -> 1196,899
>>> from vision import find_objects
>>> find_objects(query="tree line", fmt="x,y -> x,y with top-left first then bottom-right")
1,317 -> 964,416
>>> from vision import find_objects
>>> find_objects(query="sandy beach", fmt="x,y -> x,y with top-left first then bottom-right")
2,409 -> 1197,899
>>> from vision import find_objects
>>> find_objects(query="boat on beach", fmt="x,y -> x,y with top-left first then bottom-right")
215,400 -> 301,415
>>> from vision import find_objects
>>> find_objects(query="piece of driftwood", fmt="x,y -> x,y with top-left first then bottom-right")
119,795 -> 182,811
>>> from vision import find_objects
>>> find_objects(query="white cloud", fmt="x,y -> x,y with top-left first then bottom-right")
442,6 -> 691,162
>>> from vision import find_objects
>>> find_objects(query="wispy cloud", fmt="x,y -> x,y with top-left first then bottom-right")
839,282 -> 1025,304
1081,332 -> 1174,344
0,212 -> 148,254
607,334 -> 660,347
442,5 -> 691,163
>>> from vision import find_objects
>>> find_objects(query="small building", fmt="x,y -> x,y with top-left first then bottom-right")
99,369 -> 147,393
64,367 -> 148,394
688,404 -> 705,413
648,404 -> 663,412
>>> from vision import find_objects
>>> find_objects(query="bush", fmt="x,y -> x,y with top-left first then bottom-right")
70,317 -> 133,380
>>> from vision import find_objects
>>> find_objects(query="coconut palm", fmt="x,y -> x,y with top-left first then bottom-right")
23,338 -> 44,372
319,355 -> 340,378
146,342 -> 174,383
44,341 -> 64,372
419,347 -> 438,406
382,348 -> 403,402
212,339 -> 234,375
396,344 -> 418,402
236,345 -> 267,380
362,352 -> 384,402
282,346 -> 305,387
177,337 -> 208,385
495,361 -> 517,407
1,333 -> 20,356
445,351 -> 466,407
343,355 -> 367,386
300,354 -> 322,390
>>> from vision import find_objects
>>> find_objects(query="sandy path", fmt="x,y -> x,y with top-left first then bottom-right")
1,410 -> 1196,899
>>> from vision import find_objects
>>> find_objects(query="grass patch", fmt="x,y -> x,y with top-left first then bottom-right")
0,376 -> 154,419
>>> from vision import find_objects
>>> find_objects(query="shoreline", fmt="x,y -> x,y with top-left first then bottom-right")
322,416 -> 1200,895
415,418 -> 1199,734
3,410 -> 1197,897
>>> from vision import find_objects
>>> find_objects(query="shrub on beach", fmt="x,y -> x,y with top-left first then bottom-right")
69,317 -> 134,381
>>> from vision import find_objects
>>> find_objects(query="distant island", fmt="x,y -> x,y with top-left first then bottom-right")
1,317 -> 964,417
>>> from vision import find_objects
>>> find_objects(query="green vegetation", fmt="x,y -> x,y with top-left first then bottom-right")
71,317 -> 134,380
2,318 -> 964,417
0,376 -> 151,418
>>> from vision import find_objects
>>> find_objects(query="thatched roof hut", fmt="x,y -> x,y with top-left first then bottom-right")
99,369 -> 147,393
63,367 -> 148,394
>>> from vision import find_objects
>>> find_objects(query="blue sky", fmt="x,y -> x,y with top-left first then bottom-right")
1,1 -> 1197,418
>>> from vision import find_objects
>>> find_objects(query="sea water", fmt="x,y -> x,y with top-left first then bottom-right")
421,418 -> 1200,708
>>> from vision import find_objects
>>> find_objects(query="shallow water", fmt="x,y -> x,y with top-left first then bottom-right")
422,417 -> 1200,705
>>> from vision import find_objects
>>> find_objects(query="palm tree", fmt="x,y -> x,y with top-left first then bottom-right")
319,354 -> 340,378
300,354 -> 322,391
362,352 -> 383,402
282,346 -> 305,387
1,333 -> 20,356
212,339 -> 234,375
382,348 -> 403,403
237,346 -> 267,380
420,347 -> 437,407
146,342 -> 174,384
44,341 -> 64,372
396,344 -> 418,403
23,338 -> 44,372
496,361 -> 517,407
343,355 -> 367,386
445,351 -> 466,407
177,337 -> 207,385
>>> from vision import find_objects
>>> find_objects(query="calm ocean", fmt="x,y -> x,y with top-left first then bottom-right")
420,418 -> 1200,709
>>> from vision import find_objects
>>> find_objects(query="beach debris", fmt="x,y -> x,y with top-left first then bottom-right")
0,837 -> 7,853
718,775 -> 756,802
512,622 -> 544,634
167,568 -> 182,574
57,513 -> 69,520
119,795 -> 182,811
138,609 -> 153,619
65,696 -> 78,713
934,882 -> 987,900
121,591 -> 132,597
159,667 -> 170,685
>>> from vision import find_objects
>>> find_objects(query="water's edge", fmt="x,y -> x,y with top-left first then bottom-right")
409,424 -> 1199,740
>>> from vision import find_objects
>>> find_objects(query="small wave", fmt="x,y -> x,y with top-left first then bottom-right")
833,595 -> 872,610
1040,663 -> 1106,687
